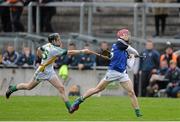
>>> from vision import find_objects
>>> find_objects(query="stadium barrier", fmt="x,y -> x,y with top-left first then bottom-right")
0,67 -> 133,96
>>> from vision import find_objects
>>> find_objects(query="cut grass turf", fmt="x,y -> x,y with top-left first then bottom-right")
0,96 -> 180,121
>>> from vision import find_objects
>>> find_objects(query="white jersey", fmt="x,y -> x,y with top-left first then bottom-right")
34,43 -> 67,82
40,43 -> 67,72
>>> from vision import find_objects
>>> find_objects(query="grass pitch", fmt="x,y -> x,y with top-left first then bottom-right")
0,96 -> 180,121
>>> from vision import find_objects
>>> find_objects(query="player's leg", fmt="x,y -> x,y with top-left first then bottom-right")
6,79 -> 39,99
70,79 -> 109,113
48,74 -> 71,112
83,79 -> 109,100
120,80 -> 142,117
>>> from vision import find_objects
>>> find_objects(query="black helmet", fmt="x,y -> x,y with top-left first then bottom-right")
48,33 -> 60,43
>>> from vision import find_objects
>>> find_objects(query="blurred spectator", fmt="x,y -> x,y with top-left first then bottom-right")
165,60 -> 180,97
17,47 -> 35,66
35,56 -> 41,67
0,53 -> 2,64
57,51 -> 69,83
67,43 -> 79,67
26,0 -> 39,32
8,0 -> 24,32
177,55 -> 180,68
54,54 -> 68,69
174,50 -> 180,68
68,84 -> 80,96
160,42 -> 177,66
58,63 -> 69,85
35,48 -> 42,68
78,43 -> 96,70
151,0 -> 169,37
57,55 -> 69,83
96,41 -> 110,66
0,0 -> 12,32
146,60 -> 169,97
28,0 -> 56,32
40,0 -> 56,32
2,44 -> 19,65
139,40 -> 160,96
54,55 -> 69,85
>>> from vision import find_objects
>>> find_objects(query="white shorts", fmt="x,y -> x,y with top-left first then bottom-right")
102,70 -> 130,83
33,70 -> 56,82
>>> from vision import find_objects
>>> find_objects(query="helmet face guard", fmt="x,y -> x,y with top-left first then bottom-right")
116,29 -> 131,43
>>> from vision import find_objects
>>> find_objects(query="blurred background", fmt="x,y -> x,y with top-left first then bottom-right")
0,0 -> 180,98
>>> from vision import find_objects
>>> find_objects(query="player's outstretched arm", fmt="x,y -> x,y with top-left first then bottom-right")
38,49 -> 90,72
68,49 -> 110,60
67,49 -> 90,55
87,50 -> 110,60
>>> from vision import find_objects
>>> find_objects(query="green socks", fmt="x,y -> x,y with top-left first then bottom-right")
11,85 -> 18,92
135,109 -> 142,117
65,101 -> 71,110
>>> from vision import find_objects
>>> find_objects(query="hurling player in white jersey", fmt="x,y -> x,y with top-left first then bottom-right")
6,33 -> 89,113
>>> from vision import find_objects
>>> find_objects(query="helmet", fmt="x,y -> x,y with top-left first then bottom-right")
48,33 -> 60,43
116,29 -> 131,41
